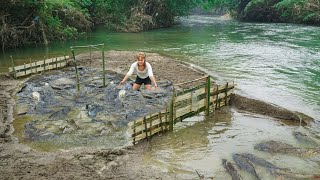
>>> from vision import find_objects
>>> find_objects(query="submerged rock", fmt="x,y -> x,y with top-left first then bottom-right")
293,131 -> 320,148
240,153 -> 283,171
232,153 -> 260,180
230,94 -> 314,125
254,140 -> 320,161
222,159 -> 242,180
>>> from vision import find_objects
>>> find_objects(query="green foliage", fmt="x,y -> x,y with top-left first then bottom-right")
206,0 -> 320,25
242,0 -> 280,22
205,0 -> 238,10
274,0 -> 320,24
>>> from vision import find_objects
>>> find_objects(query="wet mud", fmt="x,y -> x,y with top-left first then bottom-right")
230,94 -> 314,125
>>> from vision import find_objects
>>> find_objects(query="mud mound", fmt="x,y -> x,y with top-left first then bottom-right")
15,67 -> 173,149
230,94 -> 314,125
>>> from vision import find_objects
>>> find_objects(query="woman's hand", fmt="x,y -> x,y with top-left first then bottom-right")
118,80 -> 125,88
154,84 -> 158,91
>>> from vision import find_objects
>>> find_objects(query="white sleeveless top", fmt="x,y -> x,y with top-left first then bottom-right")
126,62 -> 154,79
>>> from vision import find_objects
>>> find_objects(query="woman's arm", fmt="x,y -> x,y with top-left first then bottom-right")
119,63 -> 136,86
150,76 -> 158,90
119,74 -> 130,86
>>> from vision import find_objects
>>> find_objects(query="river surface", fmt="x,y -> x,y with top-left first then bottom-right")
1,15 -> 319,179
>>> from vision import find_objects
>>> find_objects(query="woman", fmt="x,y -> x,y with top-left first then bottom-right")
118,52 -> 158,90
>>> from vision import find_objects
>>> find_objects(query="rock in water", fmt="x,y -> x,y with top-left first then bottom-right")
233,153 -> 260,180
222,159 -> 242,180
32,92 -> 40,102
118,89 -> 126,100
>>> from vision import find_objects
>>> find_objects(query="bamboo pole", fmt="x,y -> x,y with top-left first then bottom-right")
143,117 -> 148,140
133,120 -> 136,145
10,56 -> 16,78
89,45 -> 92,64
55,57 -> 58,69
206,76 -> 210,116
225,82 -> 229,105
29,58 -> 33,74
70,44 -> 104,48
174,76 -> 207,86
165,106 -> 168,131
64,54 -> 68,67
149,116 -> 152,137
71,49 -> 80,92
102,44 -> 106,87
169,90 -> 175,131
35,61 -> 38,73
215,85 -> 219,109
43,56 -> 46,71
159,112 -> 163,133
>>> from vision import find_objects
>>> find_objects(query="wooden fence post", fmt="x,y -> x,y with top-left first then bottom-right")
35,61 -> 38,73
10,56 -> 16,78
225,82 -> 229,105
89,45 -> 92,64
102,44 -> 106,87
133,120 -> 136,145
29,58 -> 33,74
43,56 -> 46,71
206,76 -> 211,116
169,90 -> 175,131
215,85 -> 219,109
71,49 -> 80,92
143,117 -> 149,140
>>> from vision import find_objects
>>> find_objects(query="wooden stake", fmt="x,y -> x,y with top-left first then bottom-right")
169,90 -> 175,131
43,56 -> 46,71
29,58 -> 33,74
55,57 -> 58,69
144,117 -> 148,140
10,55 -> 16,78
35,61 -> 38,73
72,49 -> 80,92
215,85 -> 219,109
102,44 -> 106,87
133,120 -> 136,145
225,82 -> 229,105
206,76 -> 210,116
159,112 -> 163,133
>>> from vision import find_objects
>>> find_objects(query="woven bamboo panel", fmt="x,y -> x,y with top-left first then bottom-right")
9,56 -> 69,78
129,79 -> 236,145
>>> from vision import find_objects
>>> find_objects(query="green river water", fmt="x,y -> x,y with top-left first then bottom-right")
1,15 -> 319,179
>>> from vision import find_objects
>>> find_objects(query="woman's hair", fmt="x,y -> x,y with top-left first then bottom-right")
137,52 -> 146,67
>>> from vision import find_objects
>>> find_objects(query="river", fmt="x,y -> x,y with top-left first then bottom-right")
1,15 -> 319,179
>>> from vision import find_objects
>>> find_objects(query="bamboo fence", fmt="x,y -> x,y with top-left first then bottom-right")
70,44 -> 106,91
128,76 -> 236,145
8,55 -> 70,78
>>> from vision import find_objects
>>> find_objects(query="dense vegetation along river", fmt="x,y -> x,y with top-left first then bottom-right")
1,15 -> 319,178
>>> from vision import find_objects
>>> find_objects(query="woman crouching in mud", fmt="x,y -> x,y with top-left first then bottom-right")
119,52 -> 158,90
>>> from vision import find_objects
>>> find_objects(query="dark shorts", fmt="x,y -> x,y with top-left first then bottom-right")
135,76 -> 151,85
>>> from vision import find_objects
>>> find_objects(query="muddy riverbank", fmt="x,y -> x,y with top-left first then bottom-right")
0,51 -> 316,179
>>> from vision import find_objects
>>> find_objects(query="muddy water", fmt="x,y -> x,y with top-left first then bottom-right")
144,110 -> 319,179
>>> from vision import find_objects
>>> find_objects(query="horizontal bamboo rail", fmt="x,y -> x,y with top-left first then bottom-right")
128,76 -> 236,145
8,56 -> 70,78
